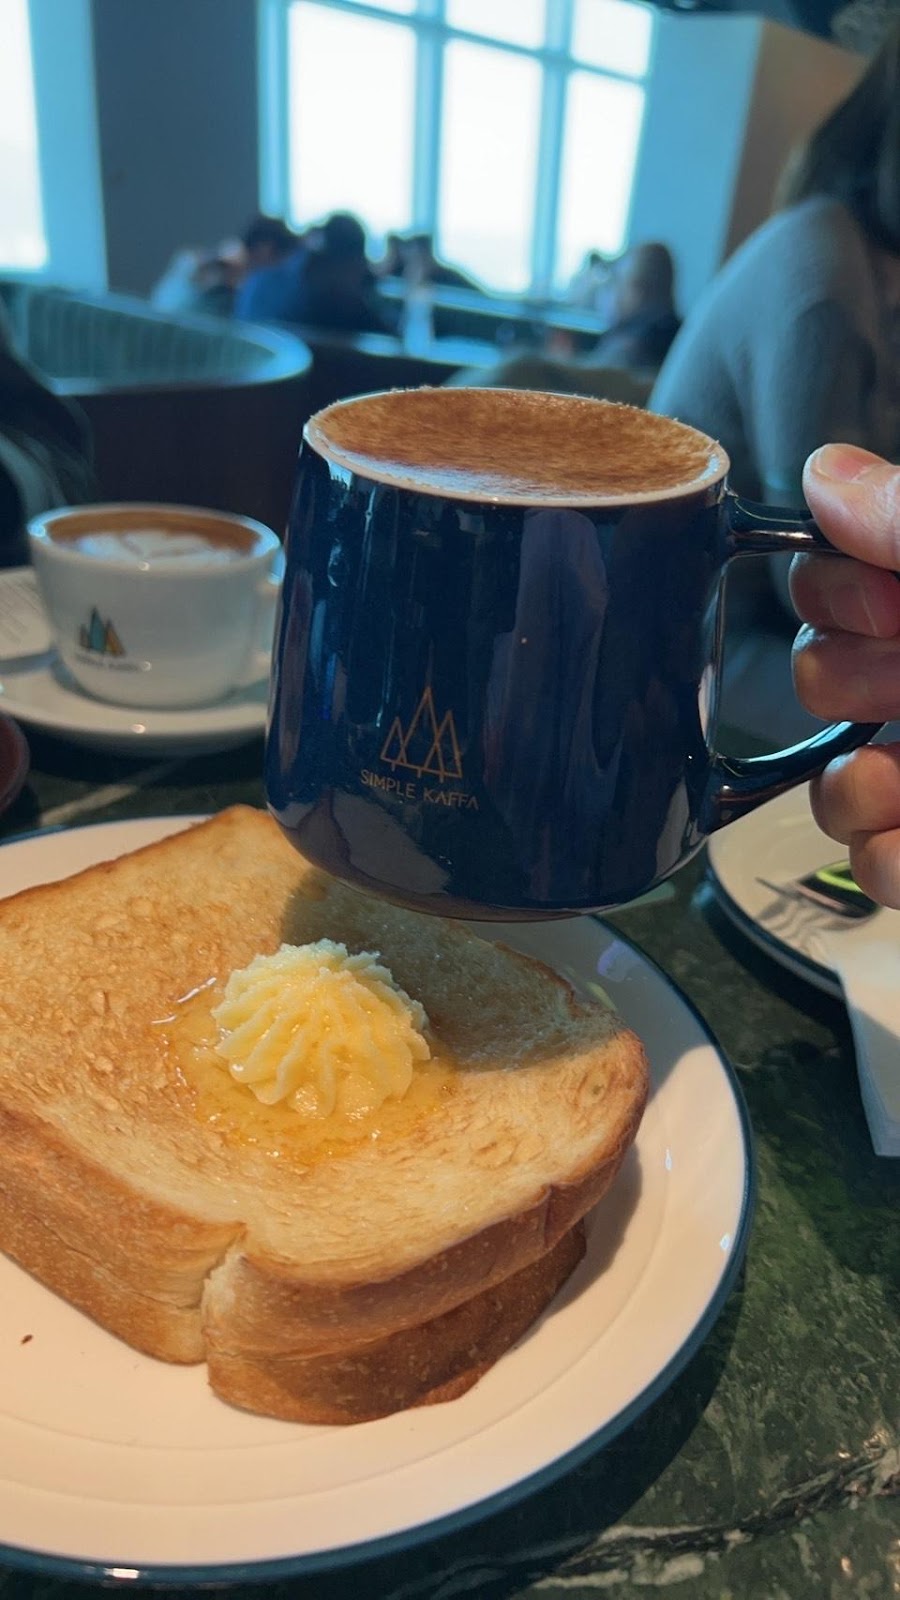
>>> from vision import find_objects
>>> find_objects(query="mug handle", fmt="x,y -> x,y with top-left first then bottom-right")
703,493 -> 883,830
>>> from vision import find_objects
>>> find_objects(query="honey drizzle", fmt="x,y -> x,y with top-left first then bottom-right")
157,984 -> 457,1167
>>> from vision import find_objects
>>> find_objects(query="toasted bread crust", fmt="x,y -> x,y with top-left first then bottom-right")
0,806 -> 649,1419
206,1224 -> 586,1424
201,1107 -> 637,1356
0,1102 -> 242,1362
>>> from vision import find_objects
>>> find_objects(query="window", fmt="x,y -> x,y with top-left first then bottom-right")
556,71 -> 645,282
286,4 -> 415,235
0,0 -> 105,288
0,0 -> 47,270
261,0 -> 653,294
438,40 -> 542,289
445,0 -> 546,49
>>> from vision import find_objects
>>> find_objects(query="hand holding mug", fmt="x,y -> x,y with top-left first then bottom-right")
791,443 -> 900,908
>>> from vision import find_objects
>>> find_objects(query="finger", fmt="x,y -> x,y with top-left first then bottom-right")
792,627 -> 900,721
789,553 -> 900,638
809,745 -> 900,843
802,446 -> 900,571
850,828 -> 900,910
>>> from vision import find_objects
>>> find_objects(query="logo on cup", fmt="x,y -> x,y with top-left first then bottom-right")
380,686 -> 462,782
78,607 -> 126,658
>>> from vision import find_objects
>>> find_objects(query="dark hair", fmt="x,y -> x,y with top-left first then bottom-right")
777,20 -> 900,253
321,212 -> 368,259
621,241 -> 676,303
241,215 -> 296,255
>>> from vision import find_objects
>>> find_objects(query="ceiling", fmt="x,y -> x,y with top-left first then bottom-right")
650,0 -> 896,51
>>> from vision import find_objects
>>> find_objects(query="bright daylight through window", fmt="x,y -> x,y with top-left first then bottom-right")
0,0 -> 46,271
265,0 -> 653,294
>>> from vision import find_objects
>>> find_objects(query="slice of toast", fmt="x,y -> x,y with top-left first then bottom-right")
205,1223 -> 586,1425
0,806 -> 648,1421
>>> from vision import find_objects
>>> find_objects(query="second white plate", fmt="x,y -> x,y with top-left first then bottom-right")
706,786 -> 900,997
0,816 -> 753,1584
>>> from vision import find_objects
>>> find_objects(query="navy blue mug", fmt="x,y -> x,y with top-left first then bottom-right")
266,388 -> 879,920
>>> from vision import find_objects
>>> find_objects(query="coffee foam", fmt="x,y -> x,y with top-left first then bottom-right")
305,389 -> 726,505
69,530 -> 241,565
40,505 -> 272,560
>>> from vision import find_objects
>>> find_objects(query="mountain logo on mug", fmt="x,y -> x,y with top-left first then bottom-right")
380,686 -> 463,782
78,607 -> 126,658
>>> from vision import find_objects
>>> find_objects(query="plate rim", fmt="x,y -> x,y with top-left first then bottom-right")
0,658 -> 267,741
705,790 -> 845,998
0,816 -> 756,1587
0,709 -> 29,819
705,860 -> 840,997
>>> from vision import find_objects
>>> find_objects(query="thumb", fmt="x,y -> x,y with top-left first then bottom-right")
802,444 -> 900,570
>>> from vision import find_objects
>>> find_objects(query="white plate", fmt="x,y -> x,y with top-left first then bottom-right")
0,570 -> 267,757
707,786 -> 900,998
0,817 -> 753,1585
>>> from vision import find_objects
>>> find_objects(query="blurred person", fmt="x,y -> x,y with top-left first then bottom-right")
233,215 -> 310,323
374,232 -> 408,280
0,302 -> 94,567
590,242 -> 681,373
151,247 -> 243,317
241,214 -> 299,275
152,216 -> 299,321
446,239 -> 678,400
403,233 -> 482,294
294,212 -> 389,334
650,22 -> 900,508
566,249 -> 613,313
790,441 -> 900,908
235,211 -> 388,334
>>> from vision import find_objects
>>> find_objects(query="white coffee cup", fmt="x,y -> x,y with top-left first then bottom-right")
27,502 -> 282,710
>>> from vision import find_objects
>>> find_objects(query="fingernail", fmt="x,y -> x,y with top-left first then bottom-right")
808,443 -> 881,483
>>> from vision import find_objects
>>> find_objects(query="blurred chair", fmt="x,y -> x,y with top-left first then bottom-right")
295,327 -> 479,414
445,350 -> 654,407
0,281 -> 313,538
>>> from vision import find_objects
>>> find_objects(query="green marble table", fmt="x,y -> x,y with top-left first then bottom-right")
0,728 -> 897,1600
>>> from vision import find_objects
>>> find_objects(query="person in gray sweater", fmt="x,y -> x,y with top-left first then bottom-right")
650,20 -> 900,510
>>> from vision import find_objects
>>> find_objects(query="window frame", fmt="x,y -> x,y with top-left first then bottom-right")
0,0 -> 106,288
259,0 -> 654,295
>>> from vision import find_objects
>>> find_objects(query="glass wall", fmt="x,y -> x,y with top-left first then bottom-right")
0,0 -> 47,270
263,0 -> 653,293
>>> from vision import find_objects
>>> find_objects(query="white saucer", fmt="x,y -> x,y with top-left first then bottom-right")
0,570 -> 268,757
706,786 -> 900,996
0,817 -> 753,1583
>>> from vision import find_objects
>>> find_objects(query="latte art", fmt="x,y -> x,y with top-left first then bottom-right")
62,530 -> 242,565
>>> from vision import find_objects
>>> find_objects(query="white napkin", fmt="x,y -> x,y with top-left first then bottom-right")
819,932 -> 900,1158
0,567 -> 53,660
